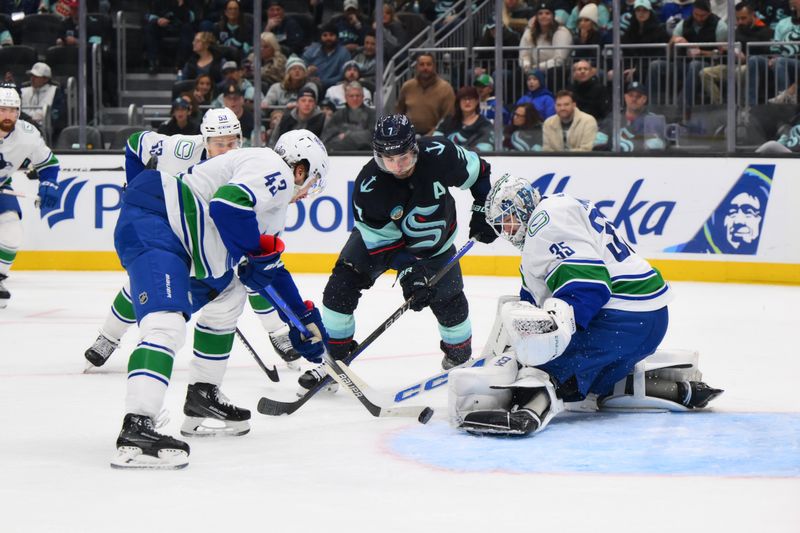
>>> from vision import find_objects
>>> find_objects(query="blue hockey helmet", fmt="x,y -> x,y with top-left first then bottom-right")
372,114 -> 418,174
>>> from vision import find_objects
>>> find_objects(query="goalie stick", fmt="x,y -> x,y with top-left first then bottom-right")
235,327 -> 280,382
257,239 -> 476,417
259,285 -> 434,423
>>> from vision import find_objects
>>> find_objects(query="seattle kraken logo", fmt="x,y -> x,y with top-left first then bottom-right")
401,205 -> 445,248
39,176 -> 88,228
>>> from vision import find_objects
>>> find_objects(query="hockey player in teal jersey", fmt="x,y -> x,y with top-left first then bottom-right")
84,108 -> 300,371
0,86 -> 60,308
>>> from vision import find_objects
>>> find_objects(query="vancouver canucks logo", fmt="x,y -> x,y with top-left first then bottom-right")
665,165 -> 773,255
39,176 -> 88,228
390,205 -> 404,220
401,205 -> 444,248
424,142 -> 445,156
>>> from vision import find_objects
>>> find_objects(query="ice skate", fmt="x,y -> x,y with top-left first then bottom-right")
269,326 -> 301,370
460,407 -> 540,436
297,363 -> 339,396
180,382 -> 251,437
110,413 -> 190,470
682,381 -> 724,409
0,273 -> 10,309
84,332 -> 119,370
441,339 -> 472,370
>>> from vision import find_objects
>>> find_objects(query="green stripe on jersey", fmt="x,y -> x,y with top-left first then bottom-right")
0,245 -> 17,263
35,153 -> 59,170
213,184 -> 255,208
193,327 -> 235,356
248,294 -> 275,312
178,181 -> 207,279
127,131 -> 144,153
128,346 -> 174,379
611,269 -> 667,297
546,263 -> 612,294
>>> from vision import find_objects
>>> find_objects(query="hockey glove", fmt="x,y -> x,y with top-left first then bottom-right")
468,202 -> 497,244
237,234 -> 285,292
398,264 -> 436,312
287,301 -> 330,363
36,180 -> 59,210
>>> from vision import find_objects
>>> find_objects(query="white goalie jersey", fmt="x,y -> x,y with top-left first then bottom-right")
519,194 -> 672,326
159,147 -> 294,279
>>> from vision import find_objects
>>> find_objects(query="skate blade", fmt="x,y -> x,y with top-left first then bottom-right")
180,417 -> 250,438
110,446 -> 189,470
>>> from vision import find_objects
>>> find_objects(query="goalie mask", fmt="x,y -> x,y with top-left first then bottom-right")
485,174 -> 542,249
200,107 -> 242,149
274,129 -> 330,199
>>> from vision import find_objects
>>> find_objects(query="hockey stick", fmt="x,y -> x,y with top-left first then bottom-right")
257,239 -> 476,416
235,327 -> 280,382
259,285 -> 434,423
392,357 -> 488,403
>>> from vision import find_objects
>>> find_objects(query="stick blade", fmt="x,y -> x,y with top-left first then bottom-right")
257,396 -> 297,416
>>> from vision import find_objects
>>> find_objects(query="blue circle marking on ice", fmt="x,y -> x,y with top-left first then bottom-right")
387,413 -> 800,477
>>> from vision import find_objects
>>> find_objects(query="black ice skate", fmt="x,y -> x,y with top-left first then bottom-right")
682,381 -> 724,409
460,408 -> 540,436
84,333 -> 119,368
297,364 -> 339,396
181,382 -> 251,437
441,339 -> 472,370
0,273 -> 10,309
269,327 -> 301,364
110,413 -> 190,470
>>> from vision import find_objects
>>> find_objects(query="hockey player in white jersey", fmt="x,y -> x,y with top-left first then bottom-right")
110,129 -> 330,469
0,86 -> 60,308
84,108 -> 300,370
448,174 -> 723,437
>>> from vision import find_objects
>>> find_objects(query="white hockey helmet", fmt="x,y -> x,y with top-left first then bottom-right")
0,87 -> 21,110
200,107 -> 242,146
274,129 -> 330,198
485,173 -> 542,249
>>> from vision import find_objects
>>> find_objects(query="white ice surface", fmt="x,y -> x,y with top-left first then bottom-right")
1,272 -> 798,533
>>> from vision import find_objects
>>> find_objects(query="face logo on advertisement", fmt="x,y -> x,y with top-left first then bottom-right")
664,165 -> 773,255
390,205 -> 404,220
38,176 -> 88,228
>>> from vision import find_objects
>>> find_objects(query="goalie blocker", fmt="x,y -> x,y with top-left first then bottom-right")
449,296 -> 724,437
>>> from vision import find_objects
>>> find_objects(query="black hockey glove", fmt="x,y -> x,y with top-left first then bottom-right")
398,264 -> 436,312
468,202 -> 497,244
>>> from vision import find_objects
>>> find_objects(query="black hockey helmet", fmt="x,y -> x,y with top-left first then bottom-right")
372,114 -> 419,174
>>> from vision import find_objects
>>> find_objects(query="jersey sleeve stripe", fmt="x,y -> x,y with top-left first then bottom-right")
33,152 -> 58,170
457,146 -> 481,190
545,263 -> 612,294
212,184 -> 255,209
354,220 -> 403,250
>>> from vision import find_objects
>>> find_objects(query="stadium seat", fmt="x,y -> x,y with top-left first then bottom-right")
17,14 -> 64,59
45,46 -> 79,81
55,125 -> 104,150
109,126 -> 143,150
0,45 -> 38,84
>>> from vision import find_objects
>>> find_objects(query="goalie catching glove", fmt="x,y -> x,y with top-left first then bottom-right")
502,298 -> 576,366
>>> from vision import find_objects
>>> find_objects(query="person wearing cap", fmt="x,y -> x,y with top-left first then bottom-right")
302,22 -> 352,92
321,81 -> 376,152
222,82 -> 255,144
264,0 -> 307,57
334,0 -> 368,54
21,62 -> 66,135
473,73 -> 511,125
515,68 -> 556,120
595,81 -> 666,151
566,0 -> 610,33
268,86 -> 325,147
244,31 -> 286,87
263,55 -> 318,112
213,61 -> 255,108
324,60 -> 373,108
519,1 -> 573,91
158,97 -> 201,135
396,52 -> 456,135
212,0 -> 254,58
620,0 -> 670,103
542,89 -> 598,151
434,85 -> 495,152
567,59 -> 609,121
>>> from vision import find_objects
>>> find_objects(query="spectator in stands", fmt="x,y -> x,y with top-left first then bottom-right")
568,59 -> 609,121
245,31 -> 286,87
519,1 -> 573,92
181,31 -> 224,84
143,0 -> 196,75
56,0 -> 105,47
504,102 -> 544,151
1,0 -> 44,16
352,30 -> 377,90
20,62 -> 66,135
264,0 -> 306,57
572,3 -> 608,62
751,0 -> 792,30
302,23 -> 352,93
670,0 -> 729,109
396,52 -> 456,135
268,86 -> 326,146
192,74 -> 216,108
434,85 -> 495,152
475,16 -> 522,62
213,61 -> 255,108
334,0 -> 368,55
319,98 -> 337,120
373,2 -> 410,58
542,89 -> 598,151
701,2 -> 772,105
263,55 -> 317,113
221,81 -> 255,144
178,92 -> 200,120
515,69 -> 556,120
158,97 -> 201,135
325,60 -> 373,108
503,0 -> 536,35
756,108 -> 800,152
621,0 -> 671,101
595,81 -> 667,151
747,0 -> 800,105
566,0 -> 611,33
660,0 -> 695,34
474,73 -> 511,125
213,0 -> 253,58
321,81 -> 376,152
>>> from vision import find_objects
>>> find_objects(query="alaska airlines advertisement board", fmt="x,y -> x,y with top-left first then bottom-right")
9,154 -> 800,283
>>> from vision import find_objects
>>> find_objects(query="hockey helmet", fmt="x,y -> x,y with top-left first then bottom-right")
0,86 -> 21,110
200,107 -> 242,147
485,173 -> 542,249
274,129 -> 330,199
372,114 -> 418,174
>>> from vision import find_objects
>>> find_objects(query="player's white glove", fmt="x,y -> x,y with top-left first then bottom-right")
501,298 -> 576,366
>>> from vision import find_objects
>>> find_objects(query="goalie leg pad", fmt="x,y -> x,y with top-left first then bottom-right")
448,353 -> 518,426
